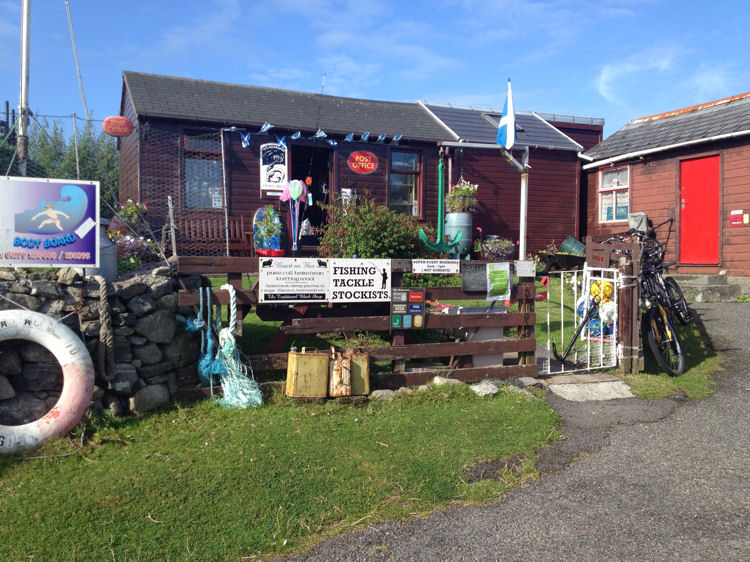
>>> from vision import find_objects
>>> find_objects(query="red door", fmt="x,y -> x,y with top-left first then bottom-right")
680,155 -> 719,264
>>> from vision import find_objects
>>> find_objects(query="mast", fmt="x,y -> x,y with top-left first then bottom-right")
17,0 -> 31,176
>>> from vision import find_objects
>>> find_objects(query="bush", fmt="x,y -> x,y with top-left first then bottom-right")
106,200 -> 160,274
316,193 -> 439,259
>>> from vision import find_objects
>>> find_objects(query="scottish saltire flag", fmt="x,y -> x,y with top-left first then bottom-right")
240,132 -> 251,148
276,136 -> 286,148
360,132 -> 370,142
344,133 -> 354,142
291,131 -> 301,140
313,129 -> 327,138
390,133 -> 402,145
376,133 -> 386,143
496,79 -> 515,150
327,139 -> 337,146
258,121 -> 272,134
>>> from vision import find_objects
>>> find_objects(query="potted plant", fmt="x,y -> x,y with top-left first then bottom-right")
474,235 -> 516,261
444,177 -> 478,259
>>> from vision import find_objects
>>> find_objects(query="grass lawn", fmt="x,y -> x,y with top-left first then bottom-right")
0,385 -> 560,559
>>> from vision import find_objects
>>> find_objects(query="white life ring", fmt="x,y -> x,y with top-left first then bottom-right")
0,310 -> 94,454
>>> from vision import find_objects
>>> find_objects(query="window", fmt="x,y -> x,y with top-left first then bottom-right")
599,167 -> 629,222
389,151 -> 421,216
183,132 -> 223,209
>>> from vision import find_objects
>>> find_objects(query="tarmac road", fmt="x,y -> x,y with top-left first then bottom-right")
288,302 -> 750,561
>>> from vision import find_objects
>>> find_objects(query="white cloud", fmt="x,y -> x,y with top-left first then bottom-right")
596,47 -> 676,104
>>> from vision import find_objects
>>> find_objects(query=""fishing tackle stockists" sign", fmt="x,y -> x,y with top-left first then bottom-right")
258,258 -> 391,304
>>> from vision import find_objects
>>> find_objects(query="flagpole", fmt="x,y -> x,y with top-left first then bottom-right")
519,147 -> 529,260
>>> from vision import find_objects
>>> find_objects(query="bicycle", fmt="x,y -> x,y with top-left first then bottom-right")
639,258 -> 685,376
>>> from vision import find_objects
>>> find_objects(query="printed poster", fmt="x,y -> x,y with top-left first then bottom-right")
486,262 -> 511,301
260,142 -> 287,196
0,176 -> 99,268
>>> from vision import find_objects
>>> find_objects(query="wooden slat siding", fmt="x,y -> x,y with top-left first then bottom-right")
118,90 -> 140,203
547,121 -> 603,152
460,147 -> 580,255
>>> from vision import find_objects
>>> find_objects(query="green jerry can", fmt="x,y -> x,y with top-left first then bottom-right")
285,347 -> 330,398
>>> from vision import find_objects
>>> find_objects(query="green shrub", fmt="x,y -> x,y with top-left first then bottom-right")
316,192 -> 438,259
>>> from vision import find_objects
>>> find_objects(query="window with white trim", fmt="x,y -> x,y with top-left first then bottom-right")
389,151 -> 421,216
183,132 -> 223,209
599,167 -> 629,222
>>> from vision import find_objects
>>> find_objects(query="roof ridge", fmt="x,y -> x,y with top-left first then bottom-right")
629,91 -> 750,125
123,70 -> 419,108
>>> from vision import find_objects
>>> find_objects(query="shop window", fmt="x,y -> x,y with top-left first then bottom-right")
183,132 -> 223,209
599,166 -> 629,223
389,151 -> 421,216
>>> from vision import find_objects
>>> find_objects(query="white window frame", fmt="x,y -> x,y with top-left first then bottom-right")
599,166 -> 630,223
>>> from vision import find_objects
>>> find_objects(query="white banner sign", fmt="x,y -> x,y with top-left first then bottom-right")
260,142 -> 287,195
258,257 -> 329,303
329,258 -> 392,302
412,259 -> 460,274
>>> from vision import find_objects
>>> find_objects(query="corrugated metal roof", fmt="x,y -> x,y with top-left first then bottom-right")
420,102 -> 582,151
122,71 -> 456,142
585,92 -> 750,163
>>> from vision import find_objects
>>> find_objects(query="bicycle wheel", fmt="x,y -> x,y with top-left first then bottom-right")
665,276 -> 692,324
645,306 -> 684,376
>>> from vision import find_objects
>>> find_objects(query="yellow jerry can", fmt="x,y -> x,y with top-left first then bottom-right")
285,347 -> 329,398
350,351 -> 370,396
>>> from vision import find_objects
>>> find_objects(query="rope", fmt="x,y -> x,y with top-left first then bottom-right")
91,275 -> 115,381
214,284 -> 262,408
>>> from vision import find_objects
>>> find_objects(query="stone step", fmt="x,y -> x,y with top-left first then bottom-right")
665,274 -> 741,302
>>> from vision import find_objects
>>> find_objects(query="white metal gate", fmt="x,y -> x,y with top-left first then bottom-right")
540,265 -> 620,374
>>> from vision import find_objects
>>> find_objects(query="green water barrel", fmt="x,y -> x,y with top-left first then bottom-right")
445,212 -> 473,258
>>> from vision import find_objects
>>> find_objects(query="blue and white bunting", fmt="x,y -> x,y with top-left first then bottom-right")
327,139 -> 337,146
240,132 -> 251,148
276,136 -> 287,148
344,133 -> 354,142
390,134 -> 402,145
291,131 -> 301,140
360,132 -> 370,142
258,121 -> 272,134
376,133 -> 386,143
313,129 -> 327,138
496,79 -> 515,150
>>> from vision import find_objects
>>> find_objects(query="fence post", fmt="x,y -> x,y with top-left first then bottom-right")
517,276 -> 535,366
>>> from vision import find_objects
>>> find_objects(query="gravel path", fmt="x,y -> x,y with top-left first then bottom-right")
287,302 -> 750,561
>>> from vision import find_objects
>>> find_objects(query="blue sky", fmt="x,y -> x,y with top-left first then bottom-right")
1,0 -> 749,138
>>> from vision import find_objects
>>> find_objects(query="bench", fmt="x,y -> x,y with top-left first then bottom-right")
173,213 -> 252,256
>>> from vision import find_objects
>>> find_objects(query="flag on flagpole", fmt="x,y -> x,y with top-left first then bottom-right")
496,79 -> 515,150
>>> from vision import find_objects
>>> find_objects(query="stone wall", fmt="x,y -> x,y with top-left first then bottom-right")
0,265 -> 203,424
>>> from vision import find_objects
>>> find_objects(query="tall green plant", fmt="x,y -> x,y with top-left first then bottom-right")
316,193 -> 438,259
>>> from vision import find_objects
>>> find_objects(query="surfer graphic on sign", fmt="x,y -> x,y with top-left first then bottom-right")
32,203 -> 70,232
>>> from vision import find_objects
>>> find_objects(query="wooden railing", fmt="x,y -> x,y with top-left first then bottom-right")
176,256 -> 538,388
173,213 -> 252,255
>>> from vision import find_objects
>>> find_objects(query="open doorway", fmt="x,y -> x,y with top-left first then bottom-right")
290,145 -> 332,229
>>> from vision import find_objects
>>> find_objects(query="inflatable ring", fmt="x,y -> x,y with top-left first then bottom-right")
0,310 -> 94,454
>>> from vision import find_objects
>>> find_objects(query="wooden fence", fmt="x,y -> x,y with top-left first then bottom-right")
176,256 -> 538,389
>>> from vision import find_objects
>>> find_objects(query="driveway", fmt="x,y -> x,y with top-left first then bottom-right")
289,302 -> 750,560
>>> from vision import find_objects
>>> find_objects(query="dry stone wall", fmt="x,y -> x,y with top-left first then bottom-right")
0,265 -> 203,424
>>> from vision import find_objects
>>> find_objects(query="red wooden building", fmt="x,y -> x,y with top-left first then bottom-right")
118,71 -> 602,257
583,92 -> 750,285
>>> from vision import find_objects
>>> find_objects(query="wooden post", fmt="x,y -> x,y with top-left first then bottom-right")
517,277 -> 535,366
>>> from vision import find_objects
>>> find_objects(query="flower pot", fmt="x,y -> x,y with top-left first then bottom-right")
445,212 -> 473,259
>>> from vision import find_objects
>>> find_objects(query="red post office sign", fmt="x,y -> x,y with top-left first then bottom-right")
102,116 -> 134,137
347,151 -> 378,175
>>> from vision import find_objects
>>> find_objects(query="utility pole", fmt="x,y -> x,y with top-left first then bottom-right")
17,0 -> 31,176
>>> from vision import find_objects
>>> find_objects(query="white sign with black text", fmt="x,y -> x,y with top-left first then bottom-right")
258,257 -> 329,303
412,259 -> 460,274
329,259 -> 392,303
